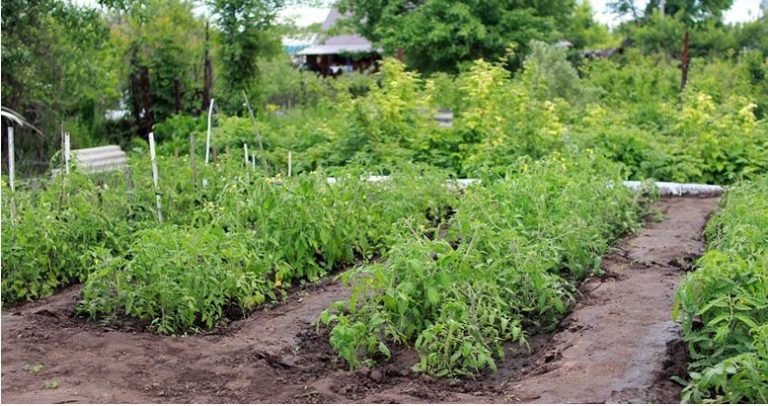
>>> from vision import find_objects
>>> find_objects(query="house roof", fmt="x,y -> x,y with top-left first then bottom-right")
297,9 -> 377,55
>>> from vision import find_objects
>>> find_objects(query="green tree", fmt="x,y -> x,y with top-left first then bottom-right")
1,0 -> 119,174
338,0 -> 577,73
107,0 -> 207,137
564,1 -> 615,50
207,0 -> 284,112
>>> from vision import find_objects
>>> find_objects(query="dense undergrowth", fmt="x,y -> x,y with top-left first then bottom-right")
674,176 -> 768,403
320,152 -> 648,376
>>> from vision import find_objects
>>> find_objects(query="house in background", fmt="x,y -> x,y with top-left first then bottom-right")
298,9 -> 381,77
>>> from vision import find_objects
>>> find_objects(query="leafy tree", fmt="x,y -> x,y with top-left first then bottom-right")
207,0 -> 284,112
1,0 -> 119,174
107,0 -> 207,137
337,0 -> 577,73
564,1 -> 615,50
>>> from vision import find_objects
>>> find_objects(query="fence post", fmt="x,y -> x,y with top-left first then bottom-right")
148,132 -> 163,222
244,143 -> 249,166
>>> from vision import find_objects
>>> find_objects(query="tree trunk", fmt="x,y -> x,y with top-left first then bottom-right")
140,66 -> 154,137
202,21 -> 213,114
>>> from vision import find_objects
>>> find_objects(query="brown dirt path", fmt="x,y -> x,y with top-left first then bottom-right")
504,197 -> 719,403
1,197 -> 719,403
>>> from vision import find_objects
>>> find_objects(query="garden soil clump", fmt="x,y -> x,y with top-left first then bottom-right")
1,197 -> 718,403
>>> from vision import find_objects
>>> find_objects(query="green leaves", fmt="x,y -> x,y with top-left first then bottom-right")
675,176 -> 768,403
67,158 -> 457,334
324,152 -> 644,377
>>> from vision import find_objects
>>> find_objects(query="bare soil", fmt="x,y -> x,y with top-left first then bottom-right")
1,197 -> 719,403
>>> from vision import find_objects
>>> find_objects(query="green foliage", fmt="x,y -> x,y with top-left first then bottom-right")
576,51 -> 768,185
674,176 -> 768,403
1,0 -> 120,174
113,0 -> 207,121
75,157 -> 458,333
338,0 -> 576,73
208,0 -> 283,112
1,172 -> 131,304
146,52 -> 768,186
321,152 -> 646,376
80,225 -> 269,334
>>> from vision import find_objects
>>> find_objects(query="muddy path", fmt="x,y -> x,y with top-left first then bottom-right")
1,197 -> 719,403
502,196 -> 720,403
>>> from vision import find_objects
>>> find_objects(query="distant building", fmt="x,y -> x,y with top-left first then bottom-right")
297,9 -> 381,76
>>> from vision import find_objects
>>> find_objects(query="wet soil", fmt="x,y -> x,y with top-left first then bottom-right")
1,197 -> 719,403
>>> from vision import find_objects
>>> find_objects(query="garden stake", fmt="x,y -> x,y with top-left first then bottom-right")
205,98 -> 214,165
190,133 -> 197,189
148,132 -> 163,222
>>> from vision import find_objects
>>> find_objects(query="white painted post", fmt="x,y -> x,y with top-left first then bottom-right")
7,126 -> 16,227
244,143 -> 249,166
64,132 -> 71,174
205,98 -> 215,165
148,132 -> 163,222
252,154 -> 256,170
288,151 -> 292,177
8,126 -> 15,193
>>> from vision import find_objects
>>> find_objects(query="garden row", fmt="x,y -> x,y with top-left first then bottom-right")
1,156 -> 457,333
320,152 -> 648,377
675,176 -> 768,403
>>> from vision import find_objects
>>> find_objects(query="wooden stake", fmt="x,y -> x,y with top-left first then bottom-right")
8,126 -> 15,193
8,126 -> 16,227
244,143 -> 249,166
242,90 -> 268,173
288,151 -> 292,177
212,145 -> 218,162
148,132 -> 163,222
205,98 -> 215,165
64,132 -> 71,174
124,166 -> 135,202
190,133 -> 197,188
